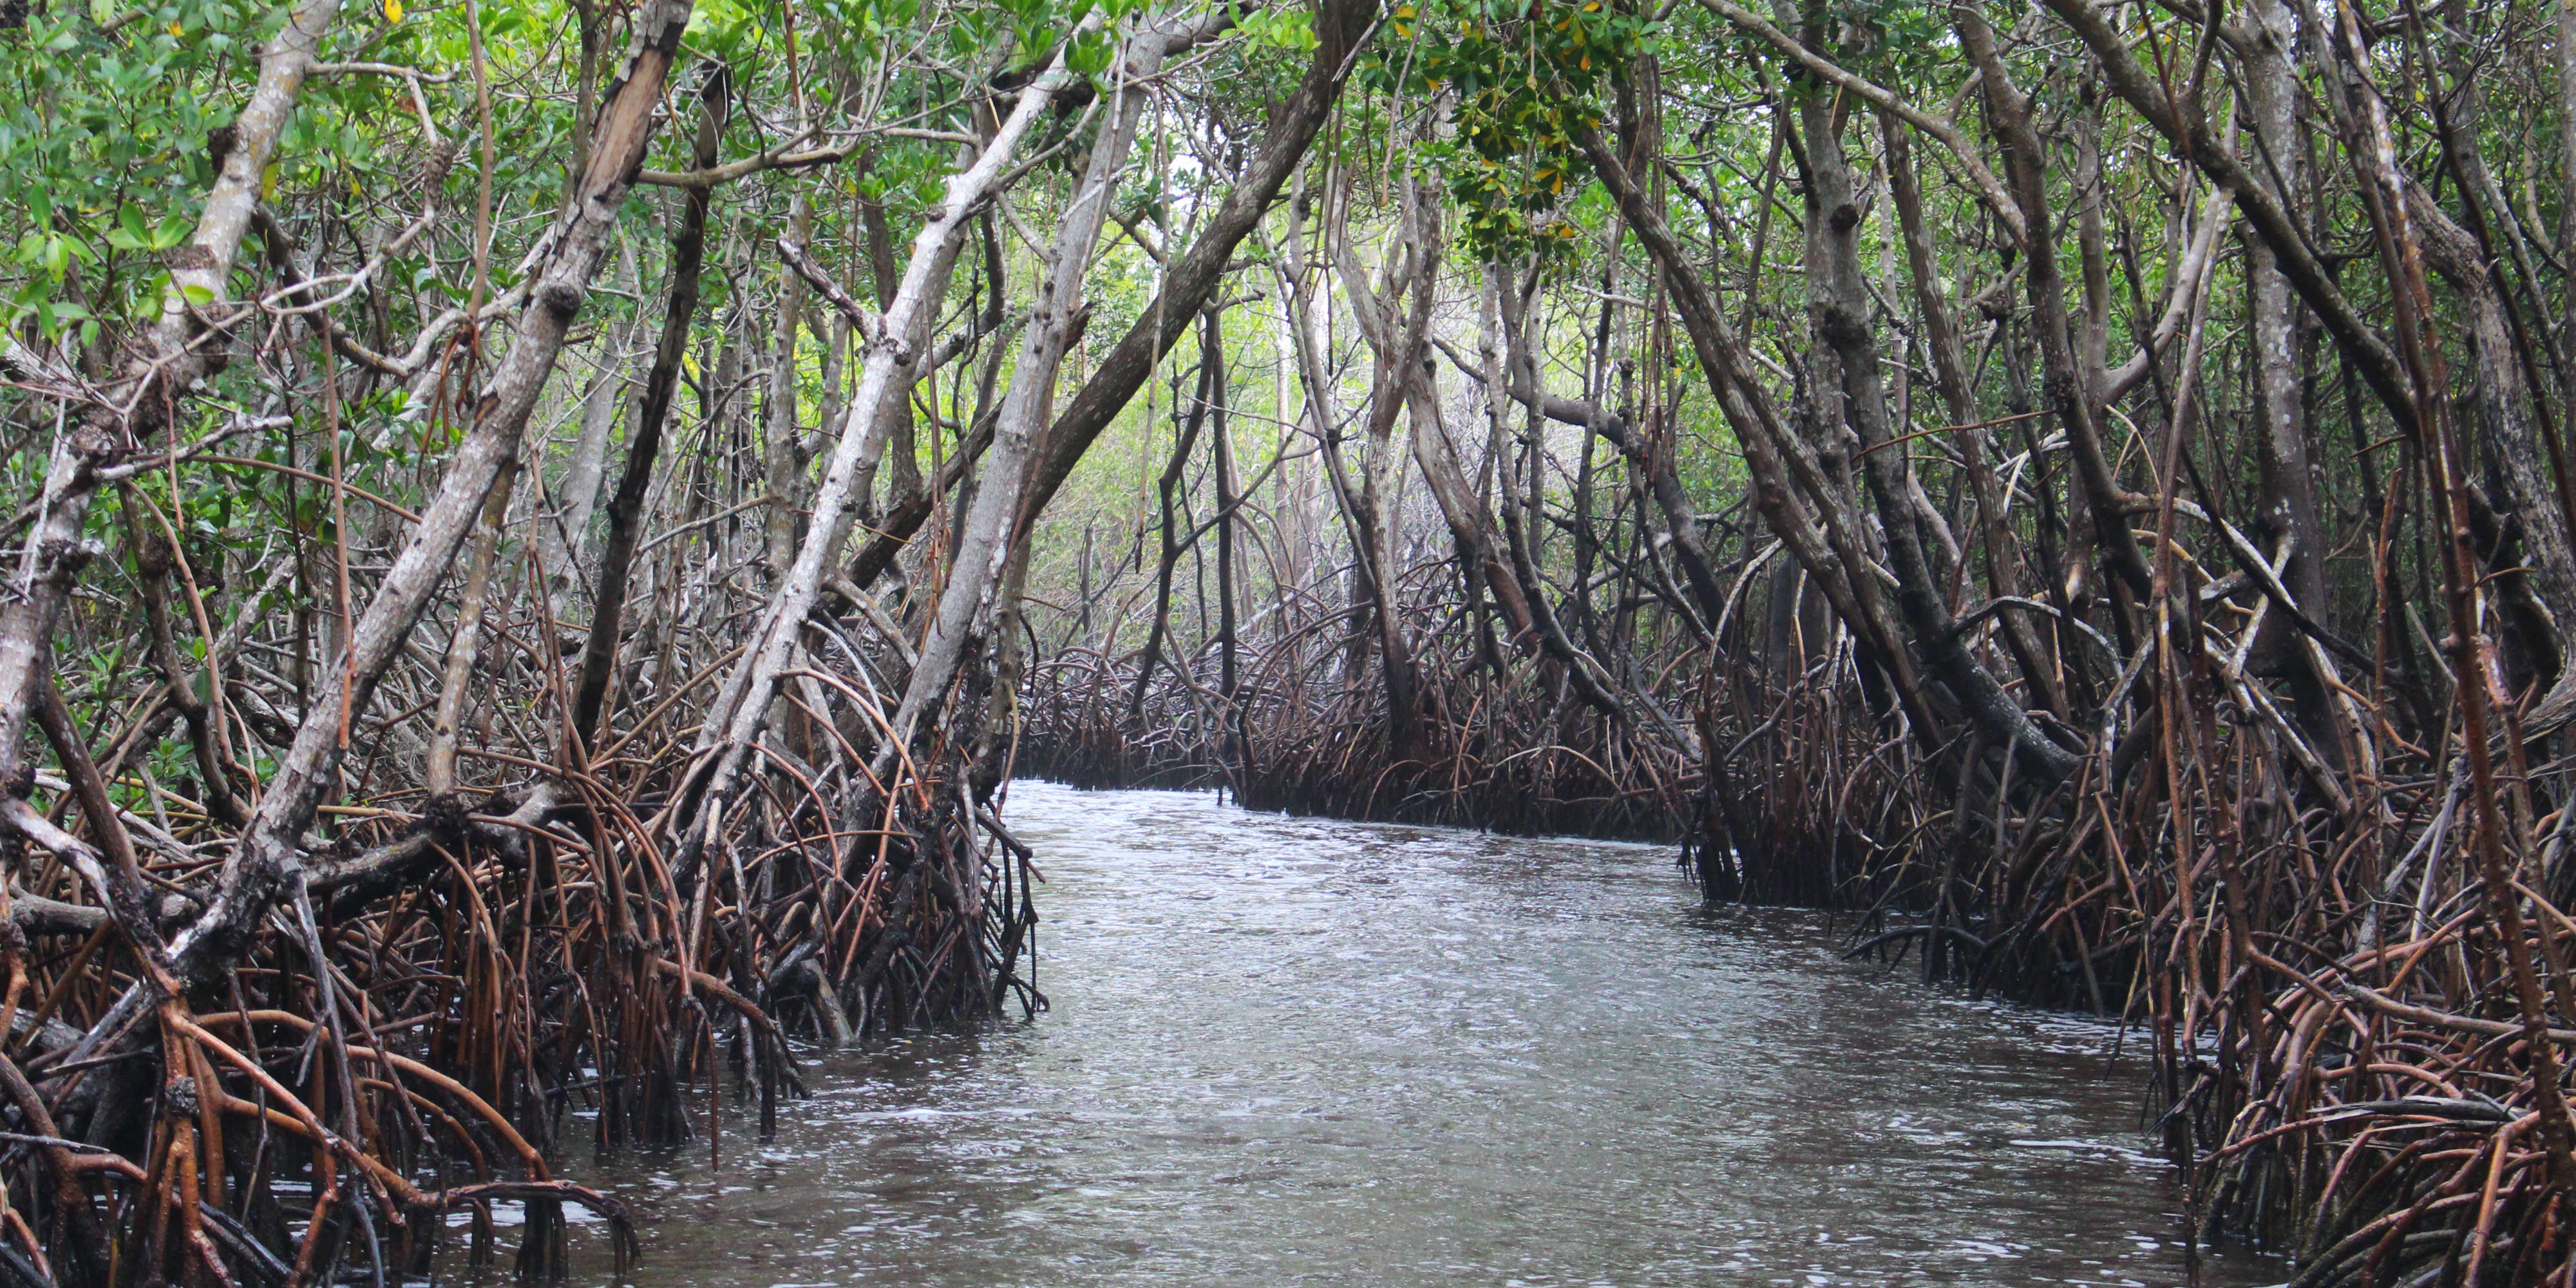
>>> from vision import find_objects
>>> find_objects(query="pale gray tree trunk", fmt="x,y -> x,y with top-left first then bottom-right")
536,234 -> 644,627
158,0 -> 700,987
670,35 -> 1102,875
0,0 -> 342,780
765,194 -> 814,579
883,14 -> 1220,760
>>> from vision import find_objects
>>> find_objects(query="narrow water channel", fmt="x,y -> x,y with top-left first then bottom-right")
554,783 -> 2273,1287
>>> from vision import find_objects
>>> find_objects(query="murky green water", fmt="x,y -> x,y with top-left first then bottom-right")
537,782 -> 2273,1287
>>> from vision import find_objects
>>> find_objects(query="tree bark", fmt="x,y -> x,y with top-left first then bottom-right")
1883,111 -> 2066,721
165,0 -> 700,987
882,12 -> 1227,761
0,0 -> 343,781
1956,0 -> 2153,601
764,194 -> 814,580
569,63 -> 728,749
1573,119 -> 1944,745
665,28 -> 1111,871
2040,0 -> 2417,433
1799,72 -> 2078,781
1008,0 -> 1383,534
536,234 -> 643,628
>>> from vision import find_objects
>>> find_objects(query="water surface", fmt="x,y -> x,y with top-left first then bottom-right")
560,783 -> 2272,1287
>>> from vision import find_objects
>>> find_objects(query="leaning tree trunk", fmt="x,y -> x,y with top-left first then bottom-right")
881,12 -> 1219,761
663,33 -> 1103,877
165,0 -> 701,988
568,64 -> 727,751
0,0 -> 343,779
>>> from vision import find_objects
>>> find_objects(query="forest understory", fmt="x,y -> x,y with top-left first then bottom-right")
3,0 -> 2576,1280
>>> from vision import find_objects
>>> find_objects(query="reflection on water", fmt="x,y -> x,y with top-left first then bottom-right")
544,782 -> 2274,1287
